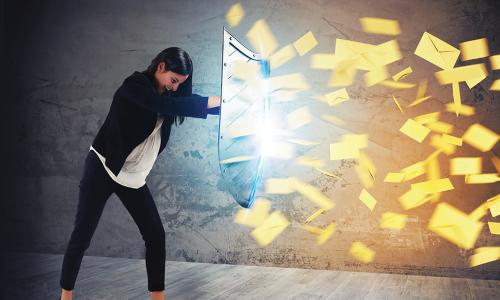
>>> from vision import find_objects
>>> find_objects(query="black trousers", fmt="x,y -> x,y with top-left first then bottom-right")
59,150 -> 166,292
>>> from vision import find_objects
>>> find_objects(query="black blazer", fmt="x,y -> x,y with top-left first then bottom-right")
91,70 -> 219,176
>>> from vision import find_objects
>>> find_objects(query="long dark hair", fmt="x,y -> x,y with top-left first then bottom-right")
143,47 -> 193,126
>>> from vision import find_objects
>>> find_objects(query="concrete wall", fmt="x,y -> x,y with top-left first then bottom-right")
4,0 -> 500,279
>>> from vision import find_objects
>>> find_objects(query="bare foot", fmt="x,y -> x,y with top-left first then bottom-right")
151,290 -> 165,300
60,288 -> 73,300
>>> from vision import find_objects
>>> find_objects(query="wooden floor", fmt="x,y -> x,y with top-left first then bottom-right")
2,252 -> 499,300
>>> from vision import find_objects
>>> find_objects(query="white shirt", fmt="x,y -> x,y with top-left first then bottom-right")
90,113 -> 165,189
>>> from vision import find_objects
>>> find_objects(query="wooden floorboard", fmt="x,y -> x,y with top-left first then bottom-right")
2,252 -> 499,299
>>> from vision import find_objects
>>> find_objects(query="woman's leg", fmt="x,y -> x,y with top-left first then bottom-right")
59,151 -> 116,292
115,183 -> 166,293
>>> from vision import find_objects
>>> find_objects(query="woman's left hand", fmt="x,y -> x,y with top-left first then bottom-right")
208,96 -> 221,109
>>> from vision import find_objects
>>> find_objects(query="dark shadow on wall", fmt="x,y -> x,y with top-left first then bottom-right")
1,0 -> 48,296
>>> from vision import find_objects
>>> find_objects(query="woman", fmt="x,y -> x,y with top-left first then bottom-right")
58,47 -> 221,300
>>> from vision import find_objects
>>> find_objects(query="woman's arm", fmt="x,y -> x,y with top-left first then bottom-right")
115,73 -> 209,118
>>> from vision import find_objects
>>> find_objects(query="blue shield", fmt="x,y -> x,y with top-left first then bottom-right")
218,28 -> 270,208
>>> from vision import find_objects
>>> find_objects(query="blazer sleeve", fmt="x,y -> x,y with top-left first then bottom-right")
115,73 -> 209,119
207,106 -> 220,115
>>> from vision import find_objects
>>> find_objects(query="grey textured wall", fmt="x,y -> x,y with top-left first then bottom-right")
4,0 -> 500,279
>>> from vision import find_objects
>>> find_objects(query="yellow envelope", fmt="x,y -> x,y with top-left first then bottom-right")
401,161 -> 426,181
468,202 -> 488,221
450,157 -> 482,175
225,3 -> 245,27
293,31 -> 318,56
392,66 -> 413,81
425,121 -> 454,134
265,178 -> 294,194
360,17 -> 401,36
330,142 -> 360,160
407,96 -> 432,107
459,38 -> 489,61
324,88 -> 349,106
428,202 -> 484,249
488,222 -> 500,235
468,195 -> 500,221
416,79 -> 428,99
251,211 -> 290,246
398,188 -> 430,210
317,223 -> 336,245
341,134 -> 368,149
288,177 -> 335,210
426,156 -> 441,180
361,40 -> 402,67
380,212 -> 407,230
414,112 -> 440,124
490,196 -> 500,217
465,173 -> 500,184
414,32 -> 460,70
358,189 -> 377,211
430,134 -> 457,155
246,19 -> 278,59
435,64 -> 487,86
452,81 -> 461,116
466,70 -> 488,89
469,247 -> 500,267
490,79 -> 500,91
350,241 -> 375,263
305,208 -> 326,224
301,224 -> 323,235
392,95 -> 404,113
335,39 -> 375,63
490,54 -> 500,70
400,119 -> 431,143
424,148 -> 442,164
411,178 -> 454,194
301,223 -> 336,245
424,157 -> 442,204
442,134 -> 462,146
231,61 -> 260,82
234,198 -> 271,228
445,103 -> 475,116
462,123 -> 499,152
384,172 -> 406,183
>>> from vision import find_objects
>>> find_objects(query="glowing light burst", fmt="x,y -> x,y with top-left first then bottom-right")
245,60 -> 271,209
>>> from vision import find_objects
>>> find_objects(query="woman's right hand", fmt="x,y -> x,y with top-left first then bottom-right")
208,96 -> 221,109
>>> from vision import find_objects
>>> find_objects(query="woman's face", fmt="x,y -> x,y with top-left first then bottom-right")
154,62 -> 189,94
